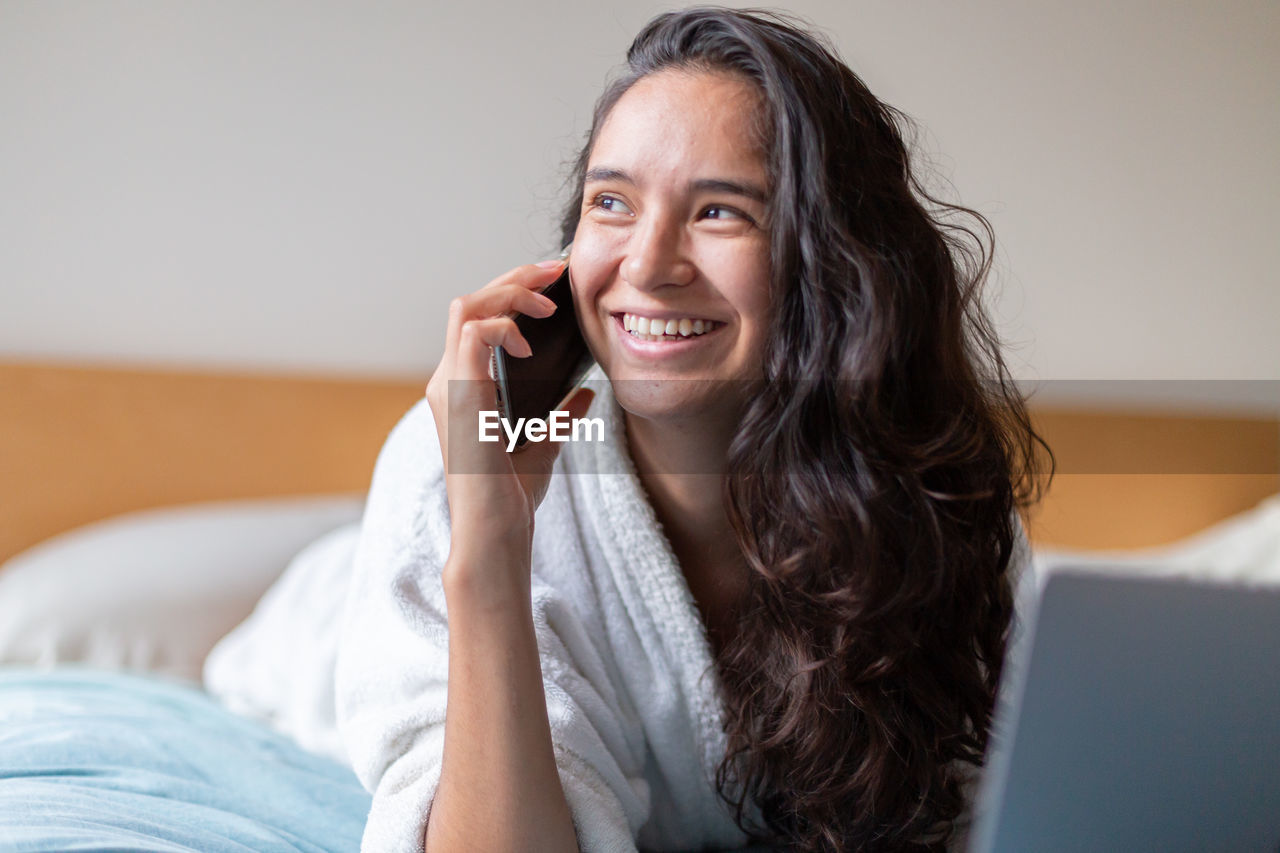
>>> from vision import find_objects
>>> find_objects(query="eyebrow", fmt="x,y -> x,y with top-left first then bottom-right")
583,167 -> 769,204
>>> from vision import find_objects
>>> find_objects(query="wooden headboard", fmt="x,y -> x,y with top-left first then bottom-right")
2,360 -> 1276,563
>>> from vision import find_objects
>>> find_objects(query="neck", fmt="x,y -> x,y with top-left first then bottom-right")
624,409 -> 751,646
623,405 -> 740,534
624,407 -> 733,480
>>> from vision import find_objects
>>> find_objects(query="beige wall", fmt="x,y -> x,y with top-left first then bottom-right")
2,0 -> 1277,409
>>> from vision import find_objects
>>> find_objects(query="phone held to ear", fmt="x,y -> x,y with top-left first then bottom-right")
489,245 -> 595,449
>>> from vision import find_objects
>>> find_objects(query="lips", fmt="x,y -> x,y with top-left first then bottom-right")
615,312 -> 724,342
607,315 -> 724,362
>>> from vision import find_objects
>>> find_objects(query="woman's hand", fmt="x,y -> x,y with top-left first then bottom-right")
424,259 -> 595,580
422,259 -> 590,853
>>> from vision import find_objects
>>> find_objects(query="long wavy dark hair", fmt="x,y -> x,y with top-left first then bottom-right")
559,8 -> 1051,851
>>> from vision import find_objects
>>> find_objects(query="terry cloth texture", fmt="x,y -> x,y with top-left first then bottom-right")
334,367 -> 755,852
211,364 -> 1034,852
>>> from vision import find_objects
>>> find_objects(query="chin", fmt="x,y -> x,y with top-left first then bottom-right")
608,374 -> 747,425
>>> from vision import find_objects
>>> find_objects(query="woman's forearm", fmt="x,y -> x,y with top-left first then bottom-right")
424,551 -> 580,853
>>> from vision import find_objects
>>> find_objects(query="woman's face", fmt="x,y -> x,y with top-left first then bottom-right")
570,68 -> 771,423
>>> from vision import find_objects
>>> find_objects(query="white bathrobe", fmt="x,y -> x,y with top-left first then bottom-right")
206,369 -> 1036,852
334,374 -> 755,853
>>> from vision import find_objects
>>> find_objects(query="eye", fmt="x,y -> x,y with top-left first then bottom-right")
591,194 -> 634,216
701,205 -> 754,225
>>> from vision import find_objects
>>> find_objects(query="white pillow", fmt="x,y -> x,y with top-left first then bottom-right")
1031,494 -> 1280,586
0,495 -> 365,684
204,521 -> 362,765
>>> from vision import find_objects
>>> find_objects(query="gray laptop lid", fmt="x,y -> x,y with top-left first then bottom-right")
969,570 -> 1280,853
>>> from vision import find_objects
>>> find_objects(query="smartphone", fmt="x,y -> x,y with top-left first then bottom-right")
489,246 -> 594,447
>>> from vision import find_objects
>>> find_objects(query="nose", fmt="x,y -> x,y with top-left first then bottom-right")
621,216 -> 696,291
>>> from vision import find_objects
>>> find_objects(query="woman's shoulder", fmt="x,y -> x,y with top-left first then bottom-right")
376,396 -> 443,481
351,397 -> 450,575
357,396 -> 445,520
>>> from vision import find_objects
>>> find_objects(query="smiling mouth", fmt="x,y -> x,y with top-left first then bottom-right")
617,312 -> 724,342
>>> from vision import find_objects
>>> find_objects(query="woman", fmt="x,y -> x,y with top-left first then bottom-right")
336,7 -> 1048,852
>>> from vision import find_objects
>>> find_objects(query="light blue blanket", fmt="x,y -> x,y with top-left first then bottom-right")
0,668 -> 370,852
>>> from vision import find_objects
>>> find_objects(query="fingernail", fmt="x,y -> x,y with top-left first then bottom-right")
535,259 -> 565,269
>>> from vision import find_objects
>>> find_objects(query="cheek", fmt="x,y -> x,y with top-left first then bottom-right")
568,257 -> 600,313
571,219 -> 627,264
744,272 -> 772,321
567,230 -> 623,313
568,260 -> 610,360
713,247 -> 772,327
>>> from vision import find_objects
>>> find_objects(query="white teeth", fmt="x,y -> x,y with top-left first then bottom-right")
621,312 -> 716,341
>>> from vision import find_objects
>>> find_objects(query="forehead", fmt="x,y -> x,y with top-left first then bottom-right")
589,69 -> 767,180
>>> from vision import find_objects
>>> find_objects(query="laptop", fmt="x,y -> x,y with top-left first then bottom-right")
968,569 -> 1280,853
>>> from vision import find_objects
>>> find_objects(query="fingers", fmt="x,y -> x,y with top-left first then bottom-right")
441,267 -> 562,374
454,284 -> 557,333
458,316 -> 530,374
425,259 -> 569,475
480,259 -> 567,292
430,316 -> 528,423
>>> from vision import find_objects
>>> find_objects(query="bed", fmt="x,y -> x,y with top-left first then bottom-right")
1,360 -> 1277,851
0,669 -> 370,852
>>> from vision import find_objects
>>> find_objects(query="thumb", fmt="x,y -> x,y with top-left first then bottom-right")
517,387 -> 596,467
512,387 -> 598,505
561,386 -> 597,422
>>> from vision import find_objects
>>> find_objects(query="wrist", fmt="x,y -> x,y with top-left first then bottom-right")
446,508 -> 534,558
442,548 -> 533,612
